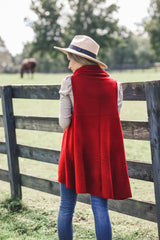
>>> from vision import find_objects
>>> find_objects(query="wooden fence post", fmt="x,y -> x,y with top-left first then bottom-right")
1,86 -> 21,199
146,80 -> 160,239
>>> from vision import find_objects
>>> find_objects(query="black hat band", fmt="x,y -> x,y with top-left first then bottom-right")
69,44 -> 97,59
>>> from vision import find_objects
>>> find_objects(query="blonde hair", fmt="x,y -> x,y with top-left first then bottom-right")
67,52 -> 98,66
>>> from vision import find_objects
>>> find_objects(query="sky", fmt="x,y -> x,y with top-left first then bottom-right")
0,0 -> 150,56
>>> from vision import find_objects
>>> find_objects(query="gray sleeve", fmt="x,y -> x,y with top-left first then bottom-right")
59,76 -> 73,130
117,82 -> 123,114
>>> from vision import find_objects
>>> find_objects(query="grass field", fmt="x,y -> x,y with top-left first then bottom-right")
0,68 -> 160,239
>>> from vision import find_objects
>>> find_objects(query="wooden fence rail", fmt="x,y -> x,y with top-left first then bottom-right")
0,115 -> 150,139
0,80 -> 160,238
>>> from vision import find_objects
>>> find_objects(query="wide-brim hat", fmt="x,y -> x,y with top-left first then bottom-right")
54,35 -> 107,69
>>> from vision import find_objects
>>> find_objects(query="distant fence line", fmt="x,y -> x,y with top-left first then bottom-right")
1,64 -> 160,74
0,80 -> 160,238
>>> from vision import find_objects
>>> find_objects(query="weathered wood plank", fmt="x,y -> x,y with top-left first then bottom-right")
0,82 -> 145,100
15,116 -> 63,132
0,114 -> 151,141
78,196 -> 156,223
121,120 -> 149,140
20,173 -> 156,222
0,114 -> 3,127
18,144 -> 60,164
108,198 -> 156,222
12,85 -> 60,99
21,173 -> 60,196
146,80 -> 160,237
0,141 -> 6,154
0,168 -> 9,182
1,142 -> 153,182
127,160 -> 153,182
1,86 -> 21,199
14,115 -> 149,141
122,82 -> 146,101
18,145 -> 154,182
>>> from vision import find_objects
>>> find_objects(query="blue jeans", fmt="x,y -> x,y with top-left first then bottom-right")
57,183 -> 112,240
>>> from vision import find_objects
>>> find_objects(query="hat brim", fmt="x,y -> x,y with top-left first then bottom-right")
54,46 -> 107,69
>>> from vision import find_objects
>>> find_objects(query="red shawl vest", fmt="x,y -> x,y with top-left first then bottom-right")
58,65 -> 132,200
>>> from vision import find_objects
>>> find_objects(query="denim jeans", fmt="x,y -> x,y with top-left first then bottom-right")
57,183 -> 112,240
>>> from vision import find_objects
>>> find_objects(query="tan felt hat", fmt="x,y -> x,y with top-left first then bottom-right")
54,35 -> 107,69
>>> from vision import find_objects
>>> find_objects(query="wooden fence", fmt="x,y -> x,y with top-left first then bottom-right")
0,80 -> 160,238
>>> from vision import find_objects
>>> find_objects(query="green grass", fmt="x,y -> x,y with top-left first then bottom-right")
110,68 -> 160,83
0,72 -> 67,85
0,183 -> 158,240
0,68 -> 159,85
0,69 -> 160,239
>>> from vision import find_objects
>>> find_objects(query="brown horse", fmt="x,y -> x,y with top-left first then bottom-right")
20,58 -> 37,78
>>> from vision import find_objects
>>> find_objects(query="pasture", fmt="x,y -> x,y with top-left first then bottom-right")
0,68 -> 160,239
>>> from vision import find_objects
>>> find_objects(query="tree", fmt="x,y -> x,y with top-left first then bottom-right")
27,0 -> 156,71
144,0 -> 160,60
27,0 -> 120,63
106,31 -> 138,69
66,0 -> 119,59
105,29 -> 155,70
27,0 -> 64,56
0,37 -> 13,72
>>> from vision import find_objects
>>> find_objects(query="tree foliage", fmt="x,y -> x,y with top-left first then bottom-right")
144,0 -> 160,60
0,36 -> 13,72
28,0 -> 64,56
66,0 -> 119,48
106,29 -> 155,70
20,0 -> 157,72
28,0 -> 119,62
